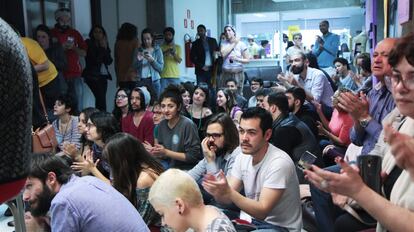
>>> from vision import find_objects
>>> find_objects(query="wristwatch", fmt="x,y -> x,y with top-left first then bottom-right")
359,117 -> 371,128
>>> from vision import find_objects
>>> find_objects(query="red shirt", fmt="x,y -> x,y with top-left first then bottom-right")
121,111 -> 155,145
51,27 -> 87,79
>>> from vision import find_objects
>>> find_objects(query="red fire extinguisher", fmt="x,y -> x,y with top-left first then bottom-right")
184,33 -> 194,67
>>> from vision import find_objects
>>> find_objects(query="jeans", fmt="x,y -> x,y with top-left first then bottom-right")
251,219 -> 289,232
118,81 -> 138,92
161,78 -> 181,90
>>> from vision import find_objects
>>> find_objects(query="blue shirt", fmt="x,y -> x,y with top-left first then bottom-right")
312,32 -> 340,68
51,175 -> 149,232
350,82 -> 395,155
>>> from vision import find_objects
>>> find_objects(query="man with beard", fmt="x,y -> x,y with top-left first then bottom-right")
312,20 -> 339,74
285,86 -> 319,137
23,153 -> 149,231
280,51 -> 334,109
121,86 -> 154,145
160,27 -> 182,90
51,8 -> 87,113
202,107 -> 302,231
226,78 -> 247,110
190,24 -> 219,88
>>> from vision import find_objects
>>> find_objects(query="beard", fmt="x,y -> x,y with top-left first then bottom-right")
165,37 -> 173,44
56,23 -> 70,31
29,184 -> 55,217
291,64 -> 304,74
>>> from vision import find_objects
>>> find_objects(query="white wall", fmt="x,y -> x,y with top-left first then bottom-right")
100,0 -> 146,111
171,0 -> 219,82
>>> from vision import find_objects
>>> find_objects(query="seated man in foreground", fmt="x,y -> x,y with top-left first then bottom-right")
23,153 -> 149,232
203,107 -> 302,231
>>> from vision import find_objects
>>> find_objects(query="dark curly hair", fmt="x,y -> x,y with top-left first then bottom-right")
90,112 -> 120,144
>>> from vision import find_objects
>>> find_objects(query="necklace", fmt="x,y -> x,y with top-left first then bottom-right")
190,105 -> 203,129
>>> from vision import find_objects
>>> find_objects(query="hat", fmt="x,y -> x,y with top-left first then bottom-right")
138,86 -> 151,107
55,8 -> 71,20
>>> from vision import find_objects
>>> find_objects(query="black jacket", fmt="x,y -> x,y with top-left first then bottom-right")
190,37 -> 218,75
84,39 -> 113,79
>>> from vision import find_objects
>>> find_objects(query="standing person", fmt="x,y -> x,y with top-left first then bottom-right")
219,25 -> 249,93
312,20 -> 340,75
122,86 -> 154,145
23,153 -> 149,232
247,35 -> 260,59
83,25 -> 113,111
133,28 -> 163,98
190,24 -> 219,88
20,36 -> 61,117
51,8 -> 87,113
286,32 -> 305,65
103,133 -> 164,226
203,107 -> 302,231
151,85 -> 202,170
114,22 -> 140,90
160,27 -> 182,89
35,24 -> 67,97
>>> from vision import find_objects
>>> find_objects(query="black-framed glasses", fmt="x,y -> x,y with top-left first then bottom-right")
116,94 -> 128,99
206,133 -> 224,139
390,74 -> 414,90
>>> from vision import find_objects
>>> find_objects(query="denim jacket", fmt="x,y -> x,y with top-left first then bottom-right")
133,45 -> 164,82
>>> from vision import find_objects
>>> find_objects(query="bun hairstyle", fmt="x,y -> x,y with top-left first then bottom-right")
159,84 -> 183,111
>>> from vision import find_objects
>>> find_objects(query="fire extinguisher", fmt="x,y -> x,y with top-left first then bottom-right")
184,33 -> 194,67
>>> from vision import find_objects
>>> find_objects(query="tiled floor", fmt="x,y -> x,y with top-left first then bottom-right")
0,204 -> 14,232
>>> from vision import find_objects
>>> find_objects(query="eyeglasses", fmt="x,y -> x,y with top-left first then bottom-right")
116,95 -> 128,99
294,37 -> 302,40
390,74 -> 414,90
206,133 -> 223,139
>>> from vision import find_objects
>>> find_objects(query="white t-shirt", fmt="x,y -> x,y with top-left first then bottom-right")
221,40 -> 247,70
231,144 -> 302,231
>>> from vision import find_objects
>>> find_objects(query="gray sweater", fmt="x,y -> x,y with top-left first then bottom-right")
157,116 -> 202,170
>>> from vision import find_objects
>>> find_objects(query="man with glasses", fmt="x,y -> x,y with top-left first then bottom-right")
248,78 -> 264,108
203,107 -> 302,231
286,32 -> 305,66
121,86 -> 155,146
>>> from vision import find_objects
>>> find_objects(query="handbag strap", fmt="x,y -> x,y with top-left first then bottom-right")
343,204 -> 377,226
38,89 -> 50,124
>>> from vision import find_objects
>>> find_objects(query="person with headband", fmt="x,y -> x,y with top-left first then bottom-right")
219,25 -> 250,95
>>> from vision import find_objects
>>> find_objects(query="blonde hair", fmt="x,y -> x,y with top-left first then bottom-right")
148,169 -> 203,207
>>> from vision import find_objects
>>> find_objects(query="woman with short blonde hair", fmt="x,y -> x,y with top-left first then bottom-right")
149,169 -> 236,232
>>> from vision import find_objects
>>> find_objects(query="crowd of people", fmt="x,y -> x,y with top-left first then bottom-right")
4,6 -> 414,232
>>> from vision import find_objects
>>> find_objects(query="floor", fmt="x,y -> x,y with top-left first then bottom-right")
0,204 -> 14,232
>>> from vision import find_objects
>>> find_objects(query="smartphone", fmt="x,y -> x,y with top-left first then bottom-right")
144,51 -> 149,56
297,151 -> 317,171
67,36 -> 74,44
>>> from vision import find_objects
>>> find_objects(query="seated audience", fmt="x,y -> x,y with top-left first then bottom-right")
285,86 -> 319,137
122,86 -> 154,145
355,53 -> 372,93
71,111 -> 119,178
150,85 -> 202,170
216,88 -> 243,124
180,81 -> 195,113
186,83 -> 213,140
332,58 -> 359,91
52,94 -> 81,152
103,133 -> 164,227
23,153 -> 149,231
203,107 -> 302,231
248,78 -> 264,108
226,78 -> 247,110
112,87 -> 130,123
149,169 -> 237,232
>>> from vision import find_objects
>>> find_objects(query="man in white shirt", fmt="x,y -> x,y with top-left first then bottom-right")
203,107 -> 302,231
